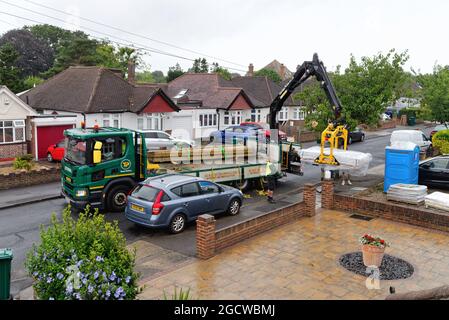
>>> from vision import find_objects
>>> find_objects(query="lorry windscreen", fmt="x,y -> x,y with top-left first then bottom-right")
65,137 -> 87,165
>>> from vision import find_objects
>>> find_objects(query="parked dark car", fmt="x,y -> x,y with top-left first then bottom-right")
125,174 -> 244,234
348,127 -> 365,144
419,156 -> 449,189
209,125 -> 261,144
429,124 -> 449,141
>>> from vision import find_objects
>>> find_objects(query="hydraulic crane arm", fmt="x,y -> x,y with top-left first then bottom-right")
268,53 -> 343,130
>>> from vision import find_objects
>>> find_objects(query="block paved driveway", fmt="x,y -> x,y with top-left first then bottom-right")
138,209 -> 449,300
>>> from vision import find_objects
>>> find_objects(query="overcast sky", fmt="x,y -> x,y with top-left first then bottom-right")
0,0 -> 448,75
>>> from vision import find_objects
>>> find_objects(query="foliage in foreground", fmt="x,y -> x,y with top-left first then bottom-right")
25,206 -> 140,300
13,154 -> 34,171
163,287 -> 192,300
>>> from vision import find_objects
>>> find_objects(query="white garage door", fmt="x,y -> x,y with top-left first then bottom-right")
169,115 -> 193,141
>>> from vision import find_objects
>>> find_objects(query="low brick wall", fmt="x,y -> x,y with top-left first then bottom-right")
299,131 -> 319,143
196,183 -> 317,259
334,194 -> 449,233
321,179 -> 449,233
0,167 -> 61,190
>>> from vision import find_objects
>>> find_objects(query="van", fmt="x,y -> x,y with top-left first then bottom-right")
390,130 -> 432,153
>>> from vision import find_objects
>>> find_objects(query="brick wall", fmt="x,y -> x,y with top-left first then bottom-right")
299,131 -> 319,143
0,167 -> 61,190
196,186 -> 318,259
0,143 -> 27,160
334,194 -> 449,233
321,179 -> 334,210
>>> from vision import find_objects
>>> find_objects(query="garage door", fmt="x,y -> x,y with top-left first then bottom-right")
169,115 -> 193,140
37,125 -> 74,159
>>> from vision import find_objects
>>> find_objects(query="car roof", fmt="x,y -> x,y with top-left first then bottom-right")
143,174 -> 202,188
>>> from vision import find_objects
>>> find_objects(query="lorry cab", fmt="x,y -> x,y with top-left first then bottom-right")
61,127 -> 147,212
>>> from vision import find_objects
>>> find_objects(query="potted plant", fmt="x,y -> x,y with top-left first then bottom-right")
359,234 -> 389,267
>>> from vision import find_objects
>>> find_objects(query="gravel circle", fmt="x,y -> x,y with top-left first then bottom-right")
339,252 -> 414,280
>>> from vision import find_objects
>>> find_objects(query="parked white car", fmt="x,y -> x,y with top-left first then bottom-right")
139,130 -> 194,150
390,130 -> 432,153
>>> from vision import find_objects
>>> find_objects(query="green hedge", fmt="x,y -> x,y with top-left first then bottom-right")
433,130 -> 449,154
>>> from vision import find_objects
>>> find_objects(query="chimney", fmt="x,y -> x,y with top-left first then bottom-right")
246,63 -> 254,77
127,60 -> 136,84
279,63 -> 286,80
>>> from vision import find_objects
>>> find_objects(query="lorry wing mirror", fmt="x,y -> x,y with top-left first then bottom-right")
93,141 -> 103,164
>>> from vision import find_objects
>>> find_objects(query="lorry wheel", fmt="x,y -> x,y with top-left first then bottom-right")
106,185 -> 129,212
227,199 -> 241,216
169,214 -> 186,234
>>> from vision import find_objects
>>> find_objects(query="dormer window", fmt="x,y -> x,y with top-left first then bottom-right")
174,89 -> 188,99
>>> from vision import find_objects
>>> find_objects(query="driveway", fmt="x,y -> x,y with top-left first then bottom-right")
138,209 -> 449,300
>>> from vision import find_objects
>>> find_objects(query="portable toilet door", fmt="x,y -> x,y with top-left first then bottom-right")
384,142 -> 420,192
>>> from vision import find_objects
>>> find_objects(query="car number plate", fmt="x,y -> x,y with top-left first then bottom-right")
131,204 -> 144,212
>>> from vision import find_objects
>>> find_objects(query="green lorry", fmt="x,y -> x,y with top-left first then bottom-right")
61,127 -> 301,212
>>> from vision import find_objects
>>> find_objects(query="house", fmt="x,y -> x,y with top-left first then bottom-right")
0,86 -> 37,160
247,59 -> 294,81
20,66 -> 179,158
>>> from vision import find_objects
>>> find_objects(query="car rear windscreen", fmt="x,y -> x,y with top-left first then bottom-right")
131,185 -> 160,202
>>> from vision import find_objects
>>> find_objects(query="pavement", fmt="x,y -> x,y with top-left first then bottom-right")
0,182 -> 62,210
138,208 -> 449,300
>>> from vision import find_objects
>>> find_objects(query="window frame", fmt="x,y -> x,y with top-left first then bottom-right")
0,119 -> 25,144
199,113 -> 217,128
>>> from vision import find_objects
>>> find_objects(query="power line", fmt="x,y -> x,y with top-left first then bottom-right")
0,1 -> 247,72
0,18 -> 19,28
0,10 -> 247,73
21,0 -> 247,68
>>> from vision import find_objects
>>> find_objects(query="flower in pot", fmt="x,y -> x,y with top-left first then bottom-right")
359,234 -> 389,267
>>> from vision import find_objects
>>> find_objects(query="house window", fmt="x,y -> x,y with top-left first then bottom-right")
293,107 -> 305,120
224,111 -> 230,125
278,107 -> 288,121
138,113 -> 162,130
251,109 -> 262,122
0,120 -> 25,144
199,113 -> 217,128
102,114 -> 120,128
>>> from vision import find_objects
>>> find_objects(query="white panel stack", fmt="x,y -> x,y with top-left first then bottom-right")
299,147 -> 373,176
425,192 -> 449,212
387,184 -> 428,205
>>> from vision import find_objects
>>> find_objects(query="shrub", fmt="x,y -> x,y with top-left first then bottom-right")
433,130 -> 449,154
13,154 -> 34,171
25,206 -> 140,300
163,287 -> 192,300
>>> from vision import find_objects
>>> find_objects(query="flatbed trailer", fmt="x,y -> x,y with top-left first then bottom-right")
61,127 -> 301,212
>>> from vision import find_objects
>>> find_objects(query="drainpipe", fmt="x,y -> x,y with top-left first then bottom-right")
217,109 -> 220,130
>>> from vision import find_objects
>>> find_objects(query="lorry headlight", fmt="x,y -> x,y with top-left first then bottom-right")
75,189 -> 88,197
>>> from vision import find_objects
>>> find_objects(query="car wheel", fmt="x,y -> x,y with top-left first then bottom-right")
106,185 -> 130,212
227,198 -> 241,216
169,214 -> 186,234
47,153 -> 54,162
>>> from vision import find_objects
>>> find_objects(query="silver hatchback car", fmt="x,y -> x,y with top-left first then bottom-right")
125,174 -> 243,233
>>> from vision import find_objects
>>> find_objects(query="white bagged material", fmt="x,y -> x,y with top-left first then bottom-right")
387,184 -> 427,205
299,146 -> 373,176
425,192 -> 449,212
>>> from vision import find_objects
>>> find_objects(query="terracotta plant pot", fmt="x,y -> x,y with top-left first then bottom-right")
361,244 -> 385,267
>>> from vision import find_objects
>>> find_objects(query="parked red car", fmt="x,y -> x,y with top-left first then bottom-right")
47,140 -> 65,162
240,122 -> 288,141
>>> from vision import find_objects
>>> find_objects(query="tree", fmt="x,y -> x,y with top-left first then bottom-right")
333,49 -> 409,126
0,29 -> 54,77
254,68 -> 282,84
23,76 -> 44,90
151,70 -> 166,83
25,24 -> 89,51
0,43 -> 24,92
418,65 -> 449,124
211,62 -> 232,80
190,58 -> 209,73
167,63 -> 184,82
135,71 -> 155,83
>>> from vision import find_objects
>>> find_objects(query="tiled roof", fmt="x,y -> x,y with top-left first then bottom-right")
20,66 -> 177,113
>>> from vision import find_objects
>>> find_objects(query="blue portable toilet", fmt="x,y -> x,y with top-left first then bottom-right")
384,142 -> 420,192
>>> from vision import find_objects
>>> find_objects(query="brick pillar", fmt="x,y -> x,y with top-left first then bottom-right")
196,214 -> 216,259
304,183 -> 316,217
321,179 -> 334,210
